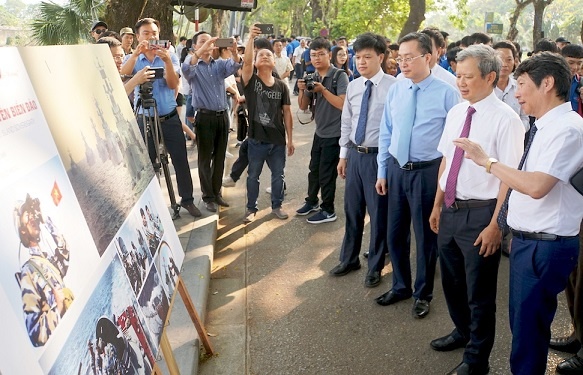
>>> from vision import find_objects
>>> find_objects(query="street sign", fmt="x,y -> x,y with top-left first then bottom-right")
486,23 -> 504,34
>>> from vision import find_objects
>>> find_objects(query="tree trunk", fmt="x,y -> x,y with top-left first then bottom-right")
532,0 -> 553,49
210,9 -> 227,37
506,0 -> 533,41
399,0 -> 426,40
104,0 -> 175,42
311,0 -> 323,36
580,20 -> 583,45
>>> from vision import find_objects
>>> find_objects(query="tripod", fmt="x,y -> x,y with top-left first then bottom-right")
135,85 -> 181,219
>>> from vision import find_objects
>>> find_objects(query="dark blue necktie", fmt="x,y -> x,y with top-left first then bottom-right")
354,80 -> 373,145
497,125 -> 538,232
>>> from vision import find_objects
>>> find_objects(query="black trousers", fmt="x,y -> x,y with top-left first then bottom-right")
195,111 -> 229,203
305,134 -> 340,214
565,220 -> 583,357
339,148 -> 388,272
231,138 -> 249,182
138,112 -> 194,205
438,201 -> 501,367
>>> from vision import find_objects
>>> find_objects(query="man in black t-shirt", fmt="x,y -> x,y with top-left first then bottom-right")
240,25 -> 295,223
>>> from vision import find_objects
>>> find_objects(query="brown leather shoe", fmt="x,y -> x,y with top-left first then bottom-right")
182,202 -> 201,217
215,196 -> 230,207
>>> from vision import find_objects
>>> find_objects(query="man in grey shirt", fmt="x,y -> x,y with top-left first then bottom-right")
296,37 -> 349,224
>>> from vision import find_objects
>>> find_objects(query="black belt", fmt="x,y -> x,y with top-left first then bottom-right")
198,108 -> 227,116
447,199 -> 496,210
146,109 -> 177,123
355,146 -> 378,154
396,157 -> 442,171
511,229 -> 578,241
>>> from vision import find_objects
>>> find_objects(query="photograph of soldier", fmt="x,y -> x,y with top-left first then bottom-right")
116,236 -> 146,295
156,241 -> 179,300
44,255 -> 155,375
14,193 -> 74,347
138,266 -> 169,344
140,207 -> 161,257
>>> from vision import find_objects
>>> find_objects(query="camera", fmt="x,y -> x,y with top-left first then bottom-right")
139,81 -> 154,101
304,73 -> 316,91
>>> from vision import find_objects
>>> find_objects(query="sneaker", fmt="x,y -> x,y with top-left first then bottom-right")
222,176 -> 236,187
307,210 -> 337,224
244,210 -> 256,223
272,208 -> 289,220
296,202 -> 319,216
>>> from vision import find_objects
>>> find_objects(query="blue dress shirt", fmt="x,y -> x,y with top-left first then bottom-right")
181,55 -> 241,111
569,75 -> 580,112
126,53 -> 181,116
377,73 -> 460,179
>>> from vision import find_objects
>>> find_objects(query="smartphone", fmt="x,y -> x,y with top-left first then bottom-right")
256,24 -> 274,35
215,38 -> 234,48
148,67 -> 164,79
149,39 -> 169,49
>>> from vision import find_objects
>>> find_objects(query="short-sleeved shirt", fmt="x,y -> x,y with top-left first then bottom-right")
126,53 -> 180,116
304,66 -> 349,138
507,103 -> 583,236
244,74 -> 290,146
437,92 -> 524,200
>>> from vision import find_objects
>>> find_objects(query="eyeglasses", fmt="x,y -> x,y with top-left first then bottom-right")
395,54 -> 425,64
310,52 -> 329,59
94,28 -> 107,34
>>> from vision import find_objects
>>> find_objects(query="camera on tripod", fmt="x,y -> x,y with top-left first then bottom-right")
304,73 -> 317,91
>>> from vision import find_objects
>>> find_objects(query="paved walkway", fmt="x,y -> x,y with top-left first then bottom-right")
162,82 -> 574,375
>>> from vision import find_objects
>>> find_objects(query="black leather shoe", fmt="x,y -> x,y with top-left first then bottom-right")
550,335 -> 581,354
329,262 -> 361,276
205,201 -> 217,212
430,333 -> 468,352
215,196 -> 230,207
556,355 -> 583,374
375,289 -> 411,306
364,271 -> 381,288
363,251 -> 369,258
412,299 -> 430,319
446,362 -> 489,375
182,202 -> 202,217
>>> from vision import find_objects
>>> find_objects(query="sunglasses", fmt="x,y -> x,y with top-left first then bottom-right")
94,28 -> 107,34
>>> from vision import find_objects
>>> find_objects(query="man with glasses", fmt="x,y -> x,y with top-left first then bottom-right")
90,21 -> 108,42
375,32 -> 459,318
296,37 -> 349,224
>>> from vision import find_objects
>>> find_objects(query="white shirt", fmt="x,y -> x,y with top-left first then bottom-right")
438,91 -> 523,200
507,102 -> 583,236
339,69 -> 397,158
293,46 -> 306,63
494,77 -> 530,131
432,64 -> 458,90
274,53 -> 293,84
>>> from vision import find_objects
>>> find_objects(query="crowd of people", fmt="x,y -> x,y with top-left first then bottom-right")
88,18 -> 583,375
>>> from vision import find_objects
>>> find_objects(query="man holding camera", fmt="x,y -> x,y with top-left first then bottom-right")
121,17 -> 200,218
182,31 -> 241,212
296,37 -> 349,224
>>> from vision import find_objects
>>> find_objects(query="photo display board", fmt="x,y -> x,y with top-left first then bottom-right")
0,45 -> 185,375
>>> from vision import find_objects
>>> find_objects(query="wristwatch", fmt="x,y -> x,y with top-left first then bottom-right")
486,157 -> 498,174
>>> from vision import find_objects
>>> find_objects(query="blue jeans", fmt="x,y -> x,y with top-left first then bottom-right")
247,139 -> 286,211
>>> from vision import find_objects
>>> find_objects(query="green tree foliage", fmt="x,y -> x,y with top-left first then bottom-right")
332,0 -> 410,39
31,0 -> 104,45
0,5 -> 20,26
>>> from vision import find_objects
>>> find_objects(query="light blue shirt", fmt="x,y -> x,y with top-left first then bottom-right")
377,73 -> 460,179
125,53 -> 180,116
181,55 -> 240,111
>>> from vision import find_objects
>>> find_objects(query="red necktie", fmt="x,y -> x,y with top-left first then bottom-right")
444,106 -> 476,208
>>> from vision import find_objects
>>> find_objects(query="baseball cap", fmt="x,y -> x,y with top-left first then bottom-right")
556,37 -> 570,44
120,27 -> 134,36
91,21 -> 108,32
337,36 -> 347,40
